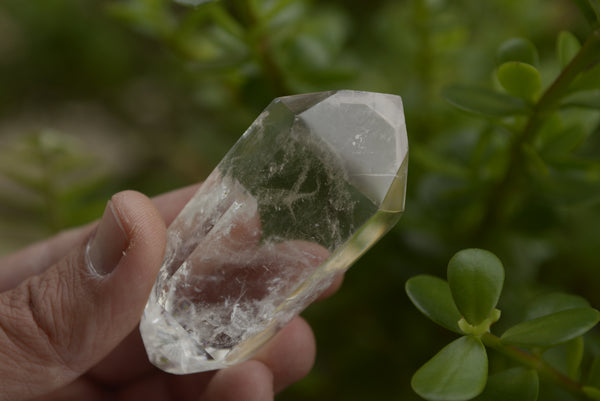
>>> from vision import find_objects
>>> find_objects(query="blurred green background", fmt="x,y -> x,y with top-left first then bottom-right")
0,0 -> 599,399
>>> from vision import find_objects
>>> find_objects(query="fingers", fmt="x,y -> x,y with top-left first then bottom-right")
316,273 -> 344,301
28,378 -> 106,401
86,328 -> 154,384
253,316 -> 316,394
0,191 -> 166,400
108,316 -> 314,401
200,317 -> 314,400
201,360 -> 274,401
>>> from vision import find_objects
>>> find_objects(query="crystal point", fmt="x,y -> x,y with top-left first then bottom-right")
140,90 -> 409,374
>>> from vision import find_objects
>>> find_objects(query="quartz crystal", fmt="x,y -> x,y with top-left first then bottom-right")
140,90 -> 409,374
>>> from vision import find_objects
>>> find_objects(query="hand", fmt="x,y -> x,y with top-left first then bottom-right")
0,185 -> 342,401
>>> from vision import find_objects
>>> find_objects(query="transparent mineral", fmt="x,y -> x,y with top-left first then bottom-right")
140,90 -> 409,374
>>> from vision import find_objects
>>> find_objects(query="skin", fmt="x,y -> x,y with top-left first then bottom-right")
0,185 -> 343,401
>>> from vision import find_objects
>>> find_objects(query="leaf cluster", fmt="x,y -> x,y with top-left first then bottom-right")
106,0 -> 352,99
432,14 -> 600,251
407,249 -> 600,401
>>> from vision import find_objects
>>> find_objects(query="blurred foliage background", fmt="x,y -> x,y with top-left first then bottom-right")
0,0 -> 599,399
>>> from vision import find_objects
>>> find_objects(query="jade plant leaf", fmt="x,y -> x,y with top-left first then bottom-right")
571,0 -> 600,24
543,337 -> 584,379
442,85 -> 529,117
447,249 -> 504,326
496,37 -> 539,67
412,336 -> 488,401
557,31 -> 581,68
524,292 -> 590,321
497,62 -> 542,101
583,386 -> 600,401
472,368 -> 539,401
501,308 -> 600,348
587,355 -> 600,389
406,275 -> 462,334
562,90 -> 600,109
570,62 -> 600,93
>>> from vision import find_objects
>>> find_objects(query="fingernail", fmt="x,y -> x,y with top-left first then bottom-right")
86,199 -> 129,275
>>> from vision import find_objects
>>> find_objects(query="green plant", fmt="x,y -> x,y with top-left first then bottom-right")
440,8 -> 600,244
1,0 -> 600,399
405,3 -> 600,399
407,248 -> 600,401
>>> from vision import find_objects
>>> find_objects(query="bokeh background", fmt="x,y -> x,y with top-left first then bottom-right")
1,0 -> 599,399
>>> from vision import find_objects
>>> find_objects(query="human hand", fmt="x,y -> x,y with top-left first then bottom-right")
0,186 -> 342,401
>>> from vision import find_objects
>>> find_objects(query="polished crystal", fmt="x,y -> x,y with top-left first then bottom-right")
140,90 -> 409,374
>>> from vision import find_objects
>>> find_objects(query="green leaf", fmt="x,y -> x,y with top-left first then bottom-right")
472,368 -> 539,401
501,308 -> 600,348
571,0 -> 600,24
586,355 -> 600,388
543,337 -> 584,379
447,249 -> 505,326
570,62 -> 600,92
563,90 -> 600,109
406,275 -> 463,333
412,336 -> 488,401
537,120 -> 588,159
590,0 -> 600,21
522,143 -> 549,177
524,292 -> 590,321
497,62 -> 542,101
496,37 -> 539,67
557,31 -> 582,68
442,85 -> 529,117
411,146 -> 469,179
583,386 -> 600,401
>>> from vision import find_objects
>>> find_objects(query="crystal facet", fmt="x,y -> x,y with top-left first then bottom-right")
140,90 -> 409,374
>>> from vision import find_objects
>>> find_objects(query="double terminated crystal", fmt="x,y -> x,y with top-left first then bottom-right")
140,90 -> 409,374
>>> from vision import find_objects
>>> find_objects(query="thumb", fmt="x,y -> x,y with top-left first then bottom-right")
0,191 -> 166,400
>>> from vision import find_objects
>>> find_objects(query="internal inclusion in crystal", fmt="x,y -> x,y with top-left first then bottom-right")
140,90 -> 409,374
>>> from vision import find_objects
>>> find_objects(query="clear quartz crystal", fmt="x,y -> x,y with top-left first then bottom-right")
140,90 -> 409,374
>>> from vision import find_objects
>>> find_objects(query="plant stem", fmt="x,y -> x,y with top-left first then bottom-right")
481,332 -> 591,400
237,0 -> 290,96
474,27 -> 600,242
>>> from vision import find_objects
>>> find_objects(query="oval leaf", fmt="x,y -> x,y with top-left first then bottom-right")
583,386 -> 600,401
497,62 -> 542,101
543,337 -> 584,379
412,336 -> 488,401
537,121 -> 588,158
522,143 -> 549,177
472,368 -> 539,401
587,355 -> 600,388
562,90 -> 600,109
406,275 -> 462,333
501,308 -> 600,348
496,37 -> 539,67
571,0 -> 600,24
447,249 -> 505,326
557,31 -> 581,68
570,62 -> 600,92
443,85 -> 529,117
524,292 -> 590,321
